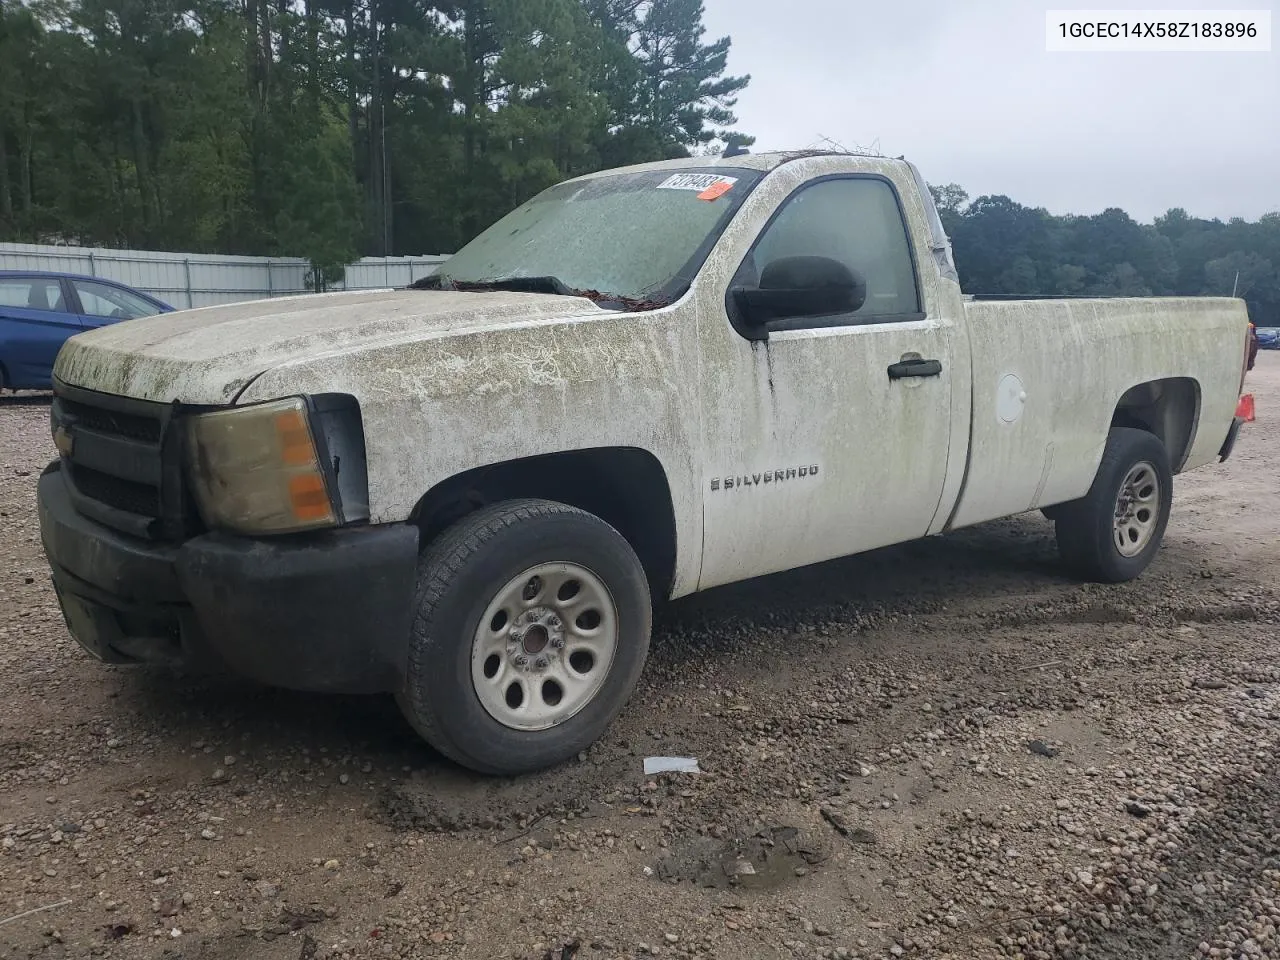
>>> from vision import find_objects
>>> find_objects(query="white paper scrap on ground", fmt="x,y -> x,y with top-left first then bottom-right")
643,757 -> 701,775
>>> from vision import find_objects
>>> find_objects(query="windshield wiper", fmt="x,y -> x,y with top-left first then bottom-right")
409,273 -> 671,312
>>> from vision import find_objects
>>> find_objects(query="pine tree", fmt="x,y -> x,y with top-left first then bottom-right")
630,0 -> 750,150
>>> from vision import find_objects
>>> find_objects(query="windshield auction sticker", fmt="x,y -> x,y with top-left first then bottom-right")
657,173 -> 739,193
696,181 -> 736,201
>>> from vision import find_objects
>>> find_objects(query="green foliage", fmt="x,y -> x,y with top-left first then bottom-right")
929,183 -> 968,221
629,0 -> 749,149
0,0 -> 751,272
935,187 -> 1280,325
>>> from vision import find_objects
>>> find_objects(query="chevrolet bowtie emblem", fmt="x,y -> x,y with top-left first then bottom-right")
53,425 -> 74,457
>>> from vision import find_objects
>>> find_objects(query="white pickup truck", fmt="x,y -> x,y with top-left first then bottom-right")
37,150 -> 1254,775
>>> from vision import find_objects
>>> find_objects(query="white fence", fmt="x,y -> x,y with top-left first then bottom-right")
0,241 -> 450,309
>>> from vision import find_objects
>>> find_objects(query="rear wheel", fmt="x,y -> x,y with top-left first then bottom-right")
1053,427 -> 1173,583
397,499 -> 652,775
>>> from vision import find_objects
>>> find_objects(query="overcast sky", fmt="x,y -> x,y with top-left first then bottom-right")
701,0 -> 1279,222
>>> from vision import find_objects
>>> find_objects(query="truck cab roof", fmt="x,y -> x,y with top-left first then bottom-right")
571,149 -> 910,182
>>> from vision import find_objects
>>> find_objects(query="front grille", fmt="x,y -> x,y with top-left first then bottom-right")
52,382 -> 197,541
58,397 -> 163,444
68,464 -> 162,517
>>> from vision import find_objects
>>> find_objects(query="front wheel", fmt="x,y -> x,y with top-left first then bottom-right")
1053,427 -> 1174,584
397,499 -> 652,775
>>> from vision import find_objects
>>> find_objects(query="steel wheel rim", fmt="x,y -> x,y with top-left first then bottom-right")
1113,461 -> 1161,558
471,562 -> 619,732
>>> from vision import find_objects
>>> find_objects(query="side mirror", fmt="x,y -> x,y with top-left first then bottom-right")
729,256 -> 867,341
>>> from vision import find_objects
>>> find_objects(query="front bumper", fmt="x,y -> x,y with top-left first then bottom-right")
38,464 -> 419,693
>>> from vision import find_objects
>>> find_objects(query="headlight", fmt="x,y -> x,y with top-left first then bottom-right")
185,397 -> 341,535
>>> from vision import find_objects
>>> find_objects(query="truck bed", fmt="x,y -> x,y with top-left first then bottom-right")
946,296 -> 1248,531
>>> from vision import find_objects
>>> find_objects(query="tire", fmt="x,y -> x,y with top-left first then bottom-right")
397,498 -> 652,775
1054,427 -> 1173,584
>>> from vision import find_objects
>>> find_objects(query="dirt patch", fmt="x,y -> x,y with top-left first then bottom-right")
379,755 -> 637,833
655,825 -> 828,890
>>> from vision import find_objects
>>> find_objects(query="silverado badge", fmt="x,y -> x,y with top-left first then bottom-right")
711,465 -> 820,491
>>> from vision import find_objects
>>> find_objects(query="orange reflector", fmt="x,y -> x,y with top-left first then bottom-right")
1237,394 -> 1256,423
275,408 -> 317,466
288,473 -> 333,522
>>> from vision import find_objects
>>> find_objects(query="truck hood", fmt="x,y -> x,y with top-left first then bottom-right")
53,288 -> 607,405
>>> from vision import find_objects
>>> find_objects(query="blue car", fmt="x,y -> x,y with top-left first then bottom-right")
0,271 -> 173,391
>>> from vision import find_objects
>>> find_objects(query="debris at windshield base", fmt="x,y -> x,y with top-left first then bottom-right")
409,274 -> 574,296
409,273 -> 670,312
644,756 -> 701,775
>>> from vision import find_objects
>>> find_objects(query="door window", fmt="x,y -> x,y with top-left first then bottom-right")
742,177 -> 922,323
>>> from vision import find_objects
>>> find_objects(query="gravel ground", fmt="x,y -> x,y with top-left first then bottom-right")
1,355 -> 1277,960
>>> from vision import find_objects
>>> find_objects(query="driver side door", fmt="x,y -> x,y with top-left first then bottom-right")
696,174 -> 959,590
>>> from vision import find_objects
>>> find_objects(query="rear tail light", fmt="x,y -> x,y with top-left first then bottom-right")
1237,394 -> 1255,423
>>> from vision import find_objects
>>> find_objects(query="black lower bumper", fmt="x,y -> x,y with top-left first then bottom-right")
37,465 -> 419,693
1219,416 -> 1245,463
